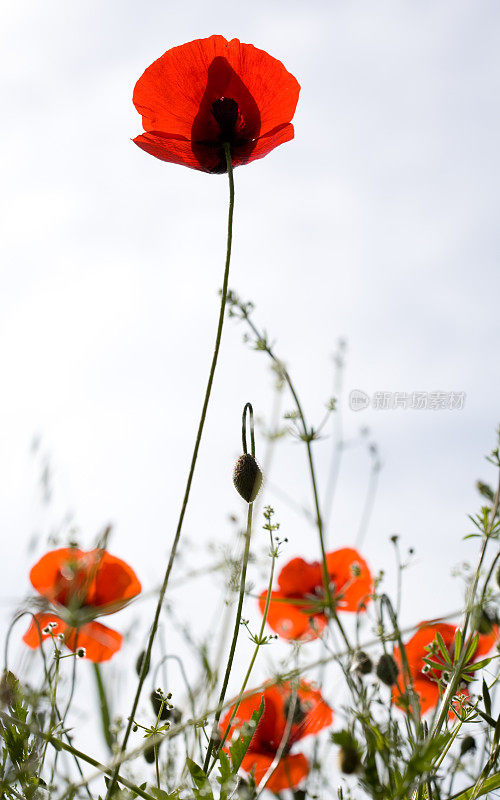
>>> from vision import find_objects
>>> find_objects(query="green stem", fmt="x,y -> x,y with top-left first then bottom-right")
427,473 -> 500,754
105,143 -> 235,798
203,499 -> 254,772
239,312 -> 351,650
93,663 -> 114,753
209,528 -> 278,773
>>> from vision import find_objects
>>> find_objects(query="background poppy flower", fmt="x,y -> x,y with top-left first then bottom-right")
23,547 -> 141,662
133,35 -> 300,173
220,681 -> 333,792
259,548 -> 373,641
392,621 -> 498,713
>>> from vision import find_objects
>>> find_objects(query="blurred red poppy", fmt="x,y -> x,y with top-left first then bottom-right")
133,35 -> 300,173
23,547 -> 141,662
259,548 -> 373,641
221,681 -> 333,792
392,621 -> 498,714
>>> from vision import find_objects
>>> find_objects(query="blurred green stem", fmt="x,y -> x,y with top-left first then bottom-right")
93,663 -> 114,753
105,143 -> 235,798
203,499 -> 254,772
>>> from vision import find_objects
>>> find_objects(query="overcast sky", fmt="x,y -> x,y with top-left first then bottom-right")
1,0 -> 500,776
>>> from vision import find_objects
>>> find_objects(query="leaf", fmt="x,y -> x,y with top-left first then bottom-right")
186,758 -> 214,800
454,629 -> 462,662
229,698 -> 264,772
464,632 -> 479,663
217,750 -> 236,800
448,771 -> 500,799
464,657 -> 492,673
149,789 -> 179,800
435,632 -> 453,665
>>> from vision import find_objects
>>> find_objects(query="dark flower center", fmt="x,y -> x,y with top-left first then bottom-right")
211,97 -> 239,140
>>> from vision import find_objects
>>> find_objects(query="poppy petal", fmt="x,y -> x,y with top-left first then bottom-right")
23,613 -> 66,648
393,676 -> 440,714
65,622 -> 123,662
29,548 -> 84,604
277,557 -> 322,596
325,548 -> 373,612
295,682 -> 334,739
259,590 -> 326,641
134,132 -> 225,173
87,550 -> 141,609
133,36 -> 300,141
241,752 -> 309,792
476,625 -> 499,658
237,123 -> 295,165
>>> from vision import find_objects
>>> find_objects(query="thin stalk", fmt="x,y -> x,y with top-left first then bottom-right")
93,663 -> 114,753
203,500 -> 254,772
235,309 -> 351,649
209,528 -> 278,772
427,473 -> 500,758
0,711 -> 158,800
105,143 -> 235,799
66,610 -> 466,794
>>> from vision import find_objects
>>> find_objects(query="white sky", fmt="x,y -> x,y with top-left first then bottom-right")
1,0 -> 500,783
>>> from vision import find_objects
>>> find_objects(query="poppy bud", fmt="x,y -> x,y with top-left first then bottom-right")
376,654 -> 399,687
135,650 -> 150,677
143,743 -> 157,763
476,609 -> 496,635
233,454 -> 262,503
352,651 -> 372,676
0,670 -> 18,708
460,735 -> 476,755
339,744 -> 361,774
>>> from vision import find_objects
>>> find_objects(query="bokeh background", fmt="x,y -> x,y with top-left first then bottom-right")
1,0 -> 500,779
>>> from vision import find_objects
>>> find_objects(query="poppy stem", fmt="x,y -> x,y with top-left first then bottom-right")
208,524 -> 279,774
105,143 -> 235,799
93,663 -> 114,753
203,498 -> 254,773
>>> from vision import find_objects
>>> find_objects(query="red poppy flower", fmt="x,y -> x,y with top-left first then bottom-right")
23,547 -> 141,662
221,681 -> 333,793
392,621 -> 498,714
259,548 -> 373,641
133,35 -> 300,173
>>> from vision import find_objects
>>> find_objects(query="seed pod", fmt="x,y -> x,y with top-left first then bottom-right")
460,735 -> 476,755
339,744 -> 361,774
143,743 -> 156,764
352,651 -> 372,676
376,653 -> 399,687
135,650 -> 150,677
233,454 -> 262,503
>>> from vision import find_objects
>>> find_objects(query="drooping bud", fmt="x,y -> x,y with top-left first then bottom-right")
351,650 -> 373,676
376,653 -> 399,687
233,454 -> 262,503
339,744 -> 361,774
143,743 -> 157,763
476,609 -> 497,635
460,735 -> 476,755
135,650 -> 150,677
